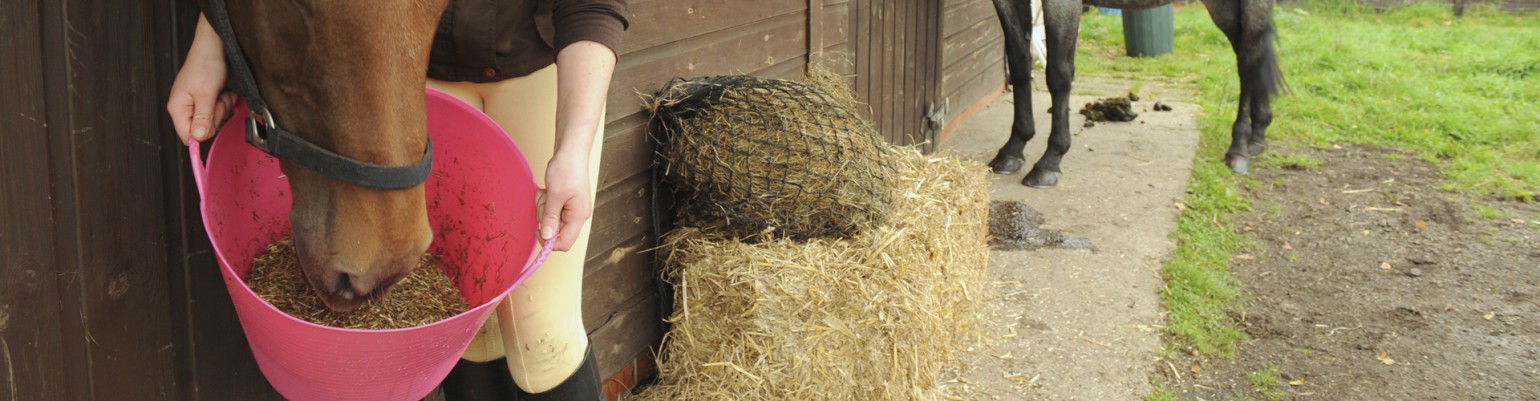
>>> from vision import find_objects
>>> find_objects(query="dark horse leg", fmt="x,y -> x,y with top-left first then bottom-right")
1203,0 -> 1284,174
1022,0 -> 1082,187
987,0 -> 1039,175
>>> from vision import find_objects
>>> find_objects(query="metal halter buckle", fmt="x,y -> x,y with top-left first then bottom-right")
244,108 -> 278,152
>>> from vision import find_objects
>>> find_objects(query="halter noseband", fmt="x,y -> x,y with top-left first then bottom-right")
205,0 -> 433,190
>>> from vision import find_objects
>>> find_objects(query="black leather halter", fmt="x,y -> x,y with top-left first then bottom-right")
204,0 -> 433,190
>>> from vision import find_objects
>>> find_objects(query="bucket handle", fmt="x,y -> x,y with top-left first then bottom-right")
531,231 -> 558,271
188,139 -> 210,197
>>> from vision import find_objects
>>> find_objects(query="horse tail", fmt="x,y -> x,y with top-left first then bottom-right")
1256,27 -> 1290,98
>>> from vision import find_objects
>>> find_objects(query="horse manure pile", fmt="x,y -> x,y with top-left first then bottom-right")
1079,92 -> 1141,126
247,238 -> 468,329
648,73 -> 893,241
635,145 -> 992,401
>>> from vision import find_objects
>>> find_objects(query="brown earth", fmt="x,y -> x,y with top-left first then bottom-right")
1168,144 -> 1540,400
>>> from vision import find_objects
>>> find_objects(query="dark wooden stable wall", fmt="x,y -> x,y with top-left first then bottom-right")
848,0 -> 943,149
941,0 -> 1009,139
2,0 -> 1006,399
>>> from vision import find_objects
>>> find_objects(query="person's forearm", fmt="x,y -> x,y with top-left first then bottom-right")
191,13 -> 224,64
553,41 -> 617,161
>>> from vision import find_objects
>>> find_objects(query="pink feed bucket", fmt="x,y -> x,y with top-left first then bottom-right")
188,88 -> 551,401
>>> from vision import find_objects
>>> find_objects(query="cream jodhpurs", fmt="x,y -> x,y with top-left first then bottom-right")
428,64 -> 602,393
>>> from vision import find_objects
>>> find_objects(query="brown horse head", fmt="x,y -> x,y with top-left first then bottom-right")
226,0 -> 447,311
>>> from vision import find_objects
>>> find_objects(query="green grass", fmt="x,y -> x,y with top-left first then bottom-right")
1144,386 -> 1181,401
1472,202 -> 1505,219
1067,2 -> 1540,398
1079,3 -> 1540,200
1248,367 -> 1287,401
1256,152 -> 1324,171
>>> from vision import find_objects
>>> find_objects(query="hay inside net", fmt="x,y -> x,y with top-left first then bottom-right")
634,147 -> 991,401
648,74 -> 894,240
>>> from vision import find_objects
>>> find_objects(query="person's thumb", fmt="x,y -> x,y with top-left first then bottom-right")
189,94 -> 218,142
538,193 -> 561,242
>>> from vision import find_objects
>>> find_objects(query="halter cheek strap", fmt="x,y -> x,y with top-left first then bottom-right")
205,0 -> 433,190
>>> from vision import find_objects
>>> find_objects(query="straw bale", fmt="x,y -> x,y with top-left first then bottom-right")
649,74 -> 894,240
634,148 -> 991,401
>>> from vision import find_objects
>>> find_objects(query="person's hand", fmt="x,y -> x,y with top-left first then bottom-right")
167,14 -> 236,145
537,153 -> 593,252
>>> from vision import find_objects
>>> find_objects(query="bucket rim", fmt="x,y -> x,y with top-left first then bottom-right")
190,87 -> 553,334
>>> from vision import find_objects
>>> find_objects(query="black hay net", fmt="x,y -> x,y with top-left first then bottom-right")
649,75 -> 895,241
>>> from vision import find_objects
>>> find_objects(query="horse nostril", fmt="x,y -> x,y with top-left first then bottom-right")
335,272 -> 355,301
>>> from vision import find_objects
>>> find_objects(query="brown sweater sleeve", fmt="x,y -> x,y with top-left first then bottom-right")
552,0 -> 630,55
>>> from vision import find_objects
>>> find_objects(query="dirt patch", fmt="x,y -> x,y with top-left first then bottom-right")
1168,144 -> 1540,400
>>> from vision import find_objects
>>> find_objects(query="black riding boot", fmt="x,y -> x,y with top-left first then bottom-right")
440,358 -> 518,401
516,346 -> 605,401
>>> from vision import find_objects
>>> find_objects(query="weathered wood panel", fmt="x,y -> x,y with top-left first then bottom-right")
1,0 -> 186,399
621,0 -> 807,54
1,0 -> 69,399
605,11 -> 809,124
941,0 -> 1006,137
848,0 -> 941,148
943,16 -> 1005,72
588,292 -> 663,382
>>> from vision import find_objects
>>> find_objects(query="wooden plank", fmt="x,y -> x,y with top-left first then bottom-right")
1,0 -> 69,399
607,11 -> 809,121
587,173 -> 653,270
943,0 -> 1000,37
582,234 -> 658,331
42,0 -> 182,398
595,113 -> 654,195
944,68 -> 1005,117
924,0 -> 943,149
884,1 -> 899,145
36,0 -> 95,397
808,0 -> 824,69
820,3 -> 851,50
621,0 -> 805,54
820,42 -> 855,80
896,0 -> 912,145
587,292 -> 664,383
940,79 -> 1005,142
943,17 -> 1004,72
851,0 -> 870,120
942,43 -> 1006,103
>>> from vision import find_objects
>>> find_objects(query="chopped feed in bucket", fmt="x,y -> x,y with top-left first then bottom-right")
247,238 -> 468,329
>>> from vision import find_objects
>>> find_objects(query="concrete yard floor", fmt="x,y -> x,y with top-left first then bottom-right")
936,77 -> 1201,400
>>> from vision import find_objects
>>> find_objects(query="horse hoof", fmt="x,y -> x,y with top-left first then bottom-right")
989,155 -> 1025,174
1022,168 -> 1059,188
1226,155 -> 1250,175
